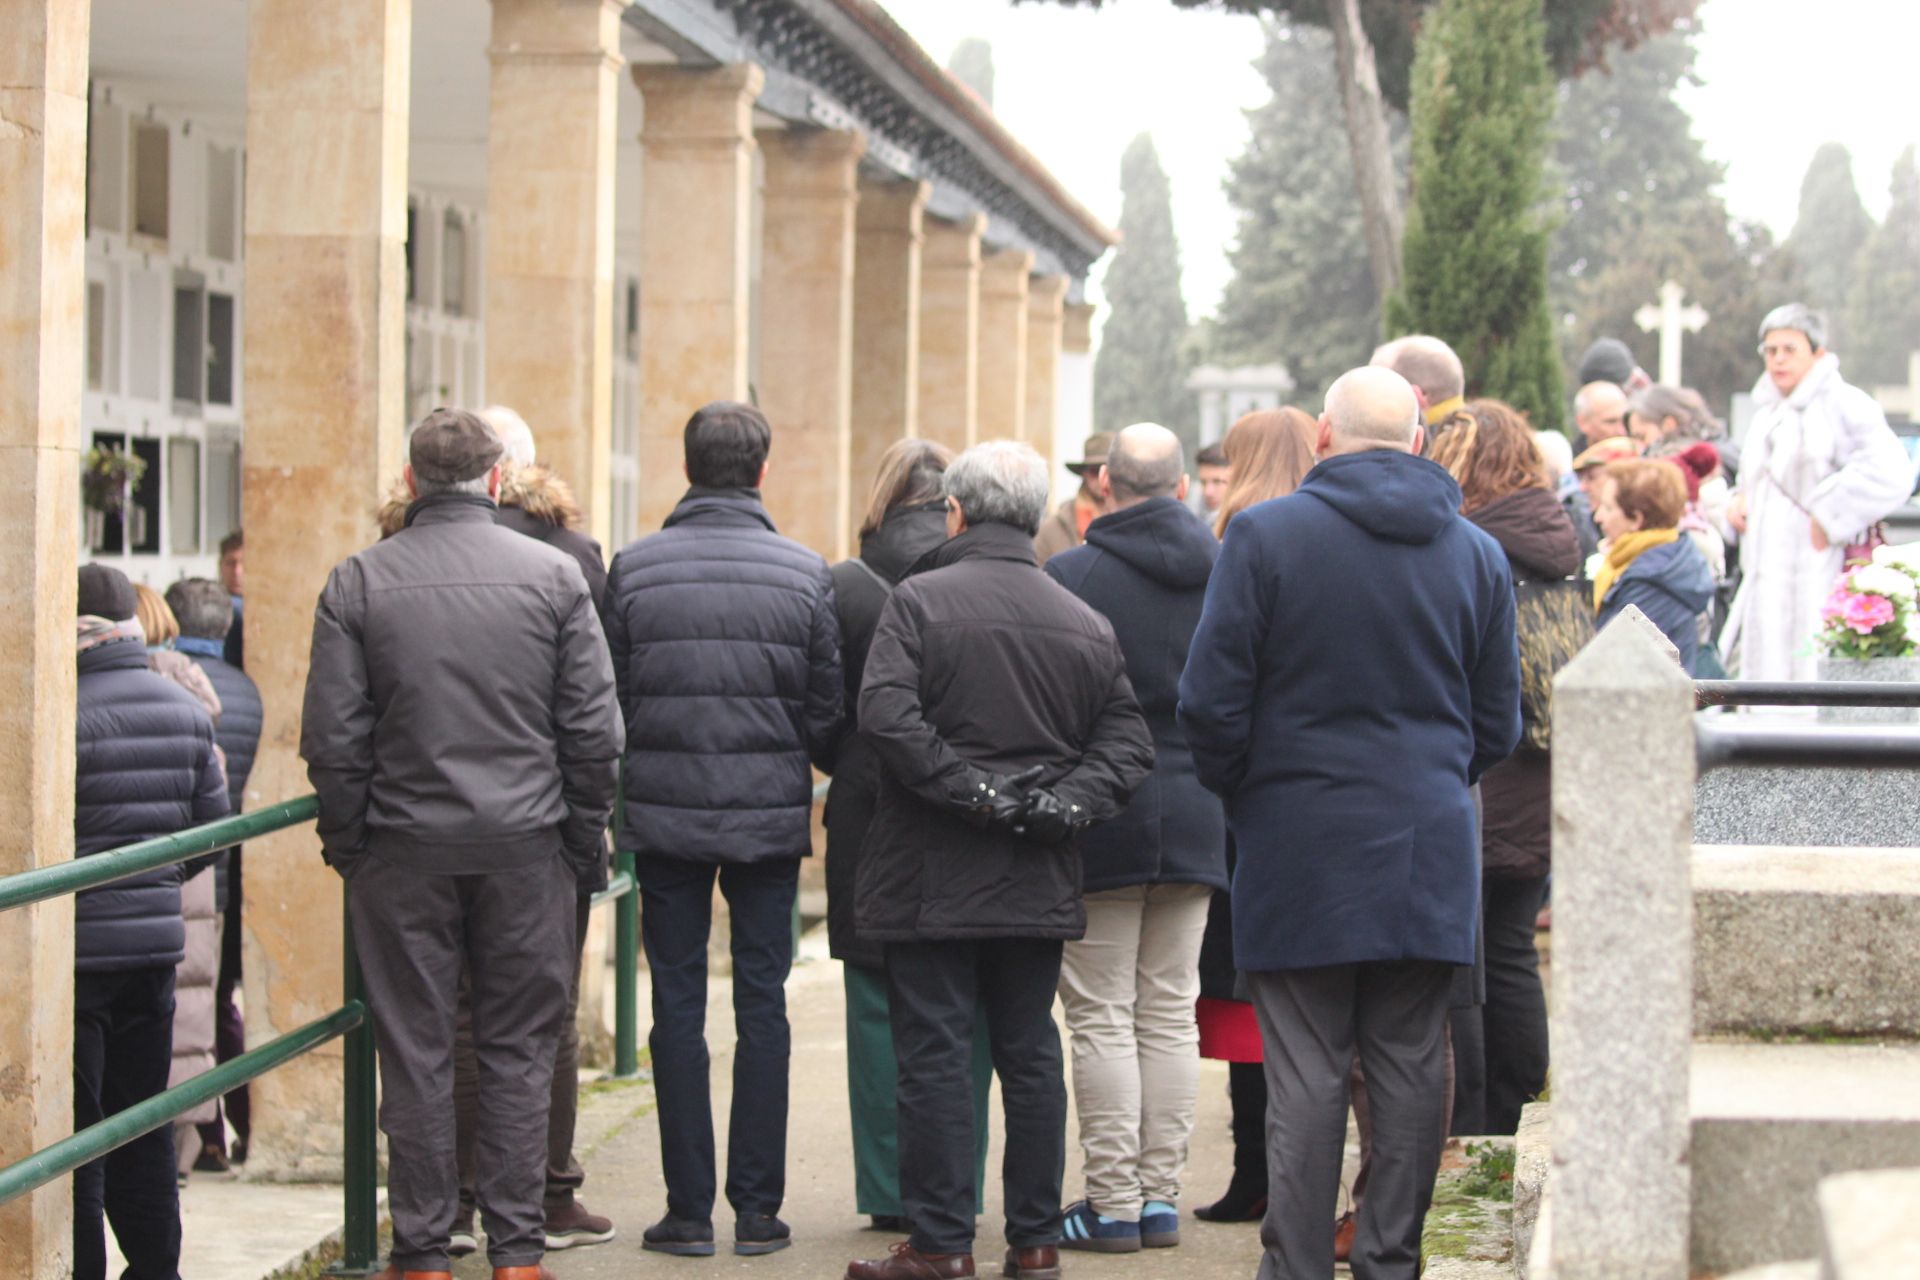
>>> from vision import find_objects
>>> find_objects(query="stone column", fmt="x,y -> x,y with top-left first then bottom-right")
632,63 -> 762,532
241,0 -> 411,1178
1024,275 -> 1067,470
975,249 -> 1032,442
0,0 -> 86,1265
484,0 -> 623,548
917,213 -> 986,451
848,177 -> 928,541
756,127 -> 865,562
1547,609 -> 1695,1279
1055,300 -> 1097,500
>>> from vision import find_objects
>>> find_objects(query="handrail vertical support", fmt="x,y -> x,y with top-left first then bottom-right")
613,848 -> 641,1079
330,886 -> 381,1276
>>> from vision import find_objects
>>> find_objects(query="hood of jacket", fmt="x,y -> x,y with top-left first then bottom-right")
1468,486 -> 1583,581
1618,536 -> 1715,613
1083,496 -> 1218,590
858,500 -> 949,583
1298,450 -> 1464,544
909,520 -> 1037,576
663,486 -> 777,532
498,463 -> 583,531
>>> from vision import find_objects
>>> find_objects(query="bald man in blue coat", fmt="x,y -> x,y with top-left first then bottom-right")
1177,367 -> 1520,1280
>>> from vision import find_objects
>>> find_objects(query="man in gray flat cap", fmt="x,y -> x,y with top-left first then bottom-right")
301,408 -> 625,1280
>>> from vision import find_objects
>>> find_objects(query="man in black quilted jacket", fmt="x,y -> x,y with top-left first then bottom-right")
73,563 -> 229,1280
601,401 -> 844,1259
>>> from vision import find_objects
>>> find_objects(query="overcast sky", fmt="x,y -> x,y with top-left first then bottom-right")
876,0 -> 1920,324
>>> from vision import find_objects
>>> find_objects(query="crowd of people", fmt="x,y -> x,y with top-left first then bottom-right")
62,300 -> 1917,1280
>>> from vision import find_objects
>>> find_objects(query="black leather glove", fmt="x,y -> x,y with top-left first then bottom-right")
1014,788 -> 1084,845
956,765 -> 1044,830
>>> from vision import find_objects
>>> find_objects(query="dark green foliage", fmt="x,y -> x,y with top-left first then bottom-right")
1845,147 -> 1920,388
1212,23 -> 1398,405
1550,26 -> 1800,411
947,37 -> 995,107
1013,0 -> 1696,110
1093,134 -> 1197,445
1784,142 -> 1875,340
1387,0 -> 1565,431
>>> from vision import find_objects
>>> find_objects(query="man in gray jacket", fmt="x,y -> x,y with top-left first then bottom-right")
301,409 -> 624,1280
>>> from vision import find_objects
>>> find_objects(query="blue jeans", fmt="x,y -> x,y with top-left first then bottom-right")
638,854 -> 799,1222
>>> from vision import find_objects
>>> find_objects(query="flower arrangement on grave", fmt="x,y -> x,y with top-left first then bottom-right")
1818,543 -> 1920,660
81,444 -> 146,516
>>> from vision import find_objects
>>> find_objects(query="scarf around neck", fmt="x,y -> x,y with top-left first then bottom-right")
1592,528 -> 1678,610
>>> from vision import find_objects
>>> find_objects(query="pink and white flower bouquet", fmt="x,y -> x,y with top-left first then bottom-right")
1819,543 -> 1920,660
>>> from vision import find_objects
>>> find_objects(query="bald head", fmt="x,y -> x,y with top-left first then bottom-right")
1103,422 -> 1186,507
1371,335 -> 1465,407
1322,367 -> 1422,454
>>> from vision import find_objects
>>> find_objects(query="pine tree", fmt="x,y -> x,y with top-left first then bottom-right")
1550,26 -> 1798,411
1213,22 -> 1394,406
1094,133 -> 1196,446
1784,142 -> 1874,344
1845,147 -> 1920,388
1387,0 -> 1565,430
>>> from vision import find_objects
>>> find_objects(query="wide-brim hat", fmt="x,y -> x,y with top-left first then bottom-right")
1064,433 -> 1115,477
1571,435 -> 1641,472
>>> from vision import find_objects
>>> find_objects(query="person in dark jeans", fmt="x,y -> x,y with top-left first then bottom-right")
72,564 -> 230,1280
601,401 -> 844,1258
846,441 -> 1153,1280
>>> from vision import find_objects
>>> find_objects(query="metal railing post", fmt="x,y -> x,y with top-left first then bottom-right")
613,848 -> 640,1079
334,886 -> 381,1276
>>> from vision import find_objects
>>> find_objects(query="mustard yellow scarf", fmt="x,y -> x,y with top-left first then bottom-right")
1592,528 -> 1678,610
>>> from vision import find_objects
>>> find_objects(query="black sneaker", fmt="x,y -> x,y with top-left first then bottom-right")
643,1214 -> 716,1257
735,1212 -> 792,1256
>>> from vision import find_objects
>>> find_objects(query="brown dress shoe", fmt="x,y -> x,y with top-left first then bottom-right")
846,1241 -> 977,1280
1333,1210 -> 1356,1263
1002,1245 -> 1061,1280
373,1269 -> 451,1280
491,1268 -> 556,1280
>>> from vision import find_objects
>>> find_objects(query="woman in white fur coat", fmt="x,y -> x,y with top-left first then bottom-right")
1720,303 -> 1917,680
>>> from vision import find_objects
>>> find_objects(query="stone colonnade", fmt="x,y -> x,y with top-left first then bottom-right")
2,0 -> 1084,1210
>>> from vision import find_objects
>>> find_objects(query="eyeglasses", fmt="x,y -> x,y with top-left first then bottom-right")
1757,343 -> 1807,359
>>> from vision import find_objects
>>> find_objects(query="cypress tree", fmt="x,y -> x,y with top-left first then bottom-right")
1094,133 -> 1197,447
1386,0 -> 1565,431
1845,147 -> 1920,387
1784,142 -> 1874,343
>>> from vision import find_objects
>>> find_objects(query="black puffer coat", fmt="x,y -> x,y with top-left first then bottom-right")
824,500 -> 949,967
179,637 -> 261,913
855,522 -> 1155,941
603,488 -> 844,863
1044,497 -> 1226,893
76,635 -> 230,972
1468,487 -> 1582,880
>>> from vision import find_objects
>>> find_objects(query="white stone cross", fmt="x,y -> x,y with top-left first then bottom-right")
1634,280 -> 1709,386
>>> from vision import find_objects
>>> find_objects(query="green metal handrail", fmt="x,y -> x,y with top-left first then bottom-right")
0,791 -> 646,1275
0,1002 -> 363,1205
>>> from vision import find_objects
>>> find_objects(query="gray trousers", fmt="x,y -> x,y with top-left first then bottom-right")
1248,961 -> 1450,1280
347,852 -> 576,1271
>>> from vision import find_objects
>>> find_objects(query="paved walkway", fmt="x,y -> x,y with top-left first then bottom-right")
135,924 -> 1362,1279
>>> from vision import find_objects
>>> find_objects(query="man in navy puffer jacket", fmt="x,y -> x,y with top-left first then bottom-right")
1043,424 -> 1225,1250
602,401 -> 843,1257
1178,368 -> 1520,1280
73,563 -> 229,1280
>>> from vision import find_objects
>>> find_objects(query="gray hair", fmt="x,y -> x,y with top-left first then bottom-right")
479,405 -> 536,468
1106,422 -> 1184,502
1758,302 -> 1827,351
943,441 -> 1051,536
164,577 -> 234,642
413,472 -> 494,499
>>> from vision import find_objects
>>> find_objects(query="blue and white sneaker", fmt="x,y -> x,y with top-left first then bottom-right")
1059,1200 -> 1141,1253
1140,1201 -> 1178,1249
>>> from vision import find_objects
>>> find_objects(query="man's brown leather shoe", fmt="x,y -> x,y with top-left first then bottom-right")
373,1269 -> 450,1280
1002,1245 -> 1061,1280
491,1268 -> 556,1280
846,1241 -> 976,1280
1333,1210 -> 1357,1263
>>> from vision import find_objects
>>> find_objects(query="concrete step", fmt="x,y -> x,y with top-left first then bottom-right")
1690,1040 -> 1920,1274
1693,845 -> 1920,1037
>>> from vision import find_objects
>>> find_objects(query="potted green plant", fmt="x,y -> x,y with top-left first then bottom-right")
81,443 -> 147,550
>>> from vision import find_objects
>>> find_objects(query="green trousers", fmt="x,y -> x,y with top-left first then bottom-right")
844,962 -> 994,1216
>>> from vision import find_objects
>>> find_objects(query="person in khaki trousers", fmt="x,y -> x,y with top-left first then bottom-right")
1043,424 -> 1227,1252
